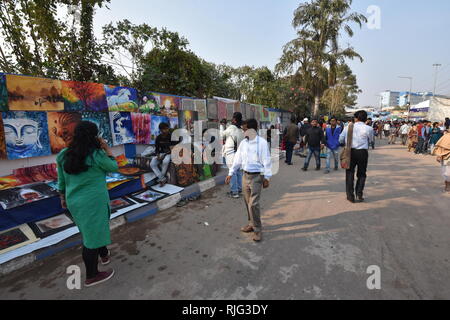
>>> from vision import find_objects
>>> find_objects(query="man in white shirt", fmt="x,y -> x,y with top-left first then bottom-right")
226,119 -> 272,242
340,111 -> 374,203
383,122 -> 391,139
400,121 -> 410,146
221,113 -> 244,198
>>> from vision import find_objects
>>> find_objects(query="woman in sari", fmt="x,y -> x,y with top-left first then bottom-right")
432,130 -> 450,193
407,124 -> 418,152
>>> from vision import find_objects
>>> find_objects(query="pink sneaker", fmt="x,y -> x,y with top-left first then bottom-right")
100,250 -> 111,265
85,269 -> 115,287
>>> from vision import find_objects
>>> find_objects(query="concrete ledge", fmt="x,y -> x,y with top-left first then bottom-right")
110,216 -> 126,230
0,253 -> 35,276
180,184 -> 201,199
198,179 -> 216,193
125,203 -> 158,223
35,237 -> 83,261
214,174 -> 227,185
157,193 -> 182,211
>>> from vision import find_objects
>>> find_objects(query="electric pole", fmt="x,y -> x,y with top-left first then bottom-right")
433,63 -> 442,97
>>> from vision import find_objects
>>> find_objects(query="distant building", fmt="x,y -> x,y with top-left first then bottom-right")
398,92 -> 433,107
380,91 -> 400,109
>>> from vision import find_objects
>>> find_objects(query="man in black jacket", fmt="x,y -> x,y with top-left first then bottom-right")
302,119 -> 325,171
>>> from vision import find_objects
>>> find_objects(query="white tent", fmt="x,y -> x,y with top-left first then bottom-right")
427,97 -> 450,122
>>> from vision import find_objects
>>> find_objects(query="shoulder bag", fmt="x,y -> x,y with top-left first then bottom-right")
340,123 -> 354,170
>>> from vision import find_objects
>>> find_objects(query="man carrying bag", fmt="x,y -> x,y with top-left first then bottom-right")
339,111 -> 374,203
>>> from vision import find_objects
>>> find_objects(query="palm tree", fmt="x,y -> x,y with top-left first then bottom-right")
276,0 -> 366,116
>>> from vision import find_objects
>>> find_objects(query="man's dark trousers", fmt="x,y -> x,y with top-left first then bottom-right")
304,146 -> 321,169
346,149 -> 369,199
285,141 -> 295,164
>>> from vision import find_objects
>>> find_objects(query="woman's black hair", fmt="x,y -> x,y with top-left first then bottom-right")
63,121 -> 101,175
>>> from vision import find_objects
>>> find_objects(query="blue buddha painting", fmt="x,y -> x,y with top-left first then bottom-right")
2,111 -> 51,160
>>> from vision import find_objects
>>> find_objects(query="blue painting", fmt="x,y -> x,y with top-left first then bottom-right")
151,115 -> 169,144
81,112 -> 112,146
169,117 -> 179,130
105,85 -> 139,112
2,111 -> 51,160
110,112 -> 136,146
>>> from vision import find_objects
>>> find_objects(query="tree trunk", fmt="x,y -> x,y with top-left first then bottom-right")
313,95 -> 320,116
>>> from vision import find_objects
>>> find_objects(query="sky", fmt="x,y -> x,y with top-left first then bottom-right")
93,0 -> 450,108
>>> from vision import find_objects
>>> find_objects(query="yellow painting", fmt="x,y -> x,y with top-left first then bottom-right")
6,74 -> 64,111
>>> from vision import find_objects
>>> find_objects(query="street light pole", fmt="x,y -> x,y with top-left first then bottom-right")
399,76 -> 413,117
433,63 -> 442,97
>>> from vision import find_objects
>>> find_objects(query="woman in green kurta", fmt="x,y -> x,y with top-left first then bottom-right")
57,121 -> 119,287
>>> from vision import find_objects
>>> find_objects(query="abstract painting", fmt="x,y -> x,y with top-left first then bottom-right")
139,92 -> 161,114
0,182 -> 59,210
0,224 -> 38,255
217,100 -> 227,121
47,112 -> 82,154
169,117 -> 179,130
13,163 -> 58,185
30,213 -> 75,238
206,99 -> 217,120
109,197 -> 135,213
194,99 -> 207,120
105,85 -> 139,112
62,80 -> 108,112
81,112 -> 112,146
160,94 -> 181,117
2,111 -> 51,160
110,112 -> 136,146
131,189 -> 166,203
131,113 -> 151,144
6,74 -> 63,111
178,110 -> 198,135
0,113 -> 6,159
150,115 -> 170,144
0,73 -> 8,111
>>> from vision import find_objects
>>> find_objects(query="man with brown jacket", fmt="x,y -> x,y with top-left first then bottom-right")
284,117 -> 299,165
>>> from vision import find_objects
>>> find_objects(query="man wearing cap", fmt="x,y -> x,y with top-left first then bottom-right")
225,119 -> 272,242
299,118 -> 311,157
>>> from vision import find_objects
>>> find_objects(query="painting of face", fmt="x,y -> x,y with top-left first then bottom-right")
81,112 -> 112,146
2,111 -> 51,159
0,73 -> 8,111
47,112 -> 82,154
6,74 -> 63,111
131,113 -> 151,145
110,112 -> 136,146
0,182 -> 58,210
160,95 -> 180,117
178,110 -> 198,135
105,85 -> 139,112
62,80 -> 108,112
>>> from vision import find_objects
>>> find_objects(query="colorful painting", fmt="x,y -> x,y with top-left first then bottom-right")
178,110 -> 198,135
195,99 -> 207,120
169,117 -> 179,130
207,99 -> 217,120
110,112 -> 136,146
6,74 -> 63,111
109,197 -> 135,213
261,106 -> 270,122
62,80 -> 108,112
131,113 -> 151,144
47,112 -> 82,154
217,100 -> 227,121
13,164 -> 58,185
31,213 -> 74,238
2,111 -> 51,159
131,190 -> 165,203
151,115 -> 170,144
105,85 -> 139,112
0,74 -> 8,111
160,94 -> 181,117
254,105 -> 262,121
0,113 -> 6,159
139,92 -> 161,114
81,112 -> 112,146
0,225 -> 38,255
0,182 -> 59,210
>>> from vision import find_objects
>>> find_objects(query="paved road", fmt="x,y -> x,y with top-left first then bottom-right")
1,140 -> 450,300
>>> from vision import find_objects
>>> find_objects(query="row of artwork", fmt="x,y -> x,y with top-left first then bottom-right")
0,73 -> 280,121
0,110 -> 199,160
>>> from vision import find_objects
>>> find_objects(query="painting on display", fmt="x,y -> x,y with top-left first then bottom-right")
169,117 -> 179,130
159,94 -> 180,117
2,111 -> 51,160
261,107 -> 270,122
138,92 -> 161,114
206,99 -> 217,120
0,182 -> 59,210
234,102 -> 241,114
109,197 -> 135,213
131,189 -> 166,203
0,224 -> 38,255
0,113 -> 6,159
178,110 -> 198,135
47,112 -> 82,154
29,213 -> 75,238
6,74 -> 63,111
105,85 -> 139,112
217,100 -> 227,121
13,164 -> 58,185
181,98 -> 195,111
194,99 -> 207,120
62,80 -> 108,112
226,103 -> 234,120
150,115 -> 170,144
131,113 -> 151,145
110,112 -> 136,146
0,73 -> 8,111
81,112 -> 112,146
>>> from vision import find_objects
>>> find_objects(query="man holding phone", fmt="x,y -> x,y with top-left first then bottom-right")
225,119 -> 272,242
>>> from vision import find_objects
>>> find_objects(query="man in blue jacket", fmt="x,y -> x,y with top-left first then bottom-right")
324,117 -> 342,174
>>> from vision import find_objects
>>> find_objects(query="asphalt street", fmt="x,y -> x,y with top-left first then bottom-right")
1,139 -> 450,300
